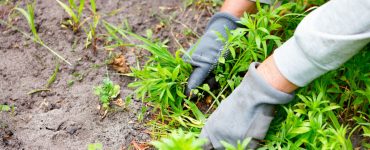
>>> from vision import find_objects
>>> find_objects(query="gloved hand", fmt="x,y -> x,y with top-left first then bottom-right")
183,12 -> 240,95
200,62 -> 294,149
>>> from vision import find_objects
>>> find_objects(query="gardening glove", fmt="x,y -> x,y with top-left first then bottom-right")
183,12 -> 240,96
200,62 -> 294,149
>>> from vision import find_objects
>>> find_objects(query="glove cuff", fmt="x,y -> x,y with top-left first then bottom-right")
206,12 -> 240,31
246,62 -> 294,105
200,62 -> 294,149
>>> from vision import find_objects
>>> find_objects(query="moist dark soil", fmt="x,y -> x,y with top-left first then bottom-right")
0,0 -> 212,149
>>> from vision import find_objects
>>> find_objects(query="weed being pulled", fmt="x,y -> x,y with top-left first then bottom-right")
103,22 -> 206,137
103,0 -> 368,149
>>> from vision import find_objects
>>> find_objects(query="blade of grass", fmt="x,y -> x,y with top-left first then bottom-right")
90,0 -> 96,14
15,5 -> 40,42
46,62 -> 60,88
56,0 -> 78,23
68,0 -> 77,10
78,0 -> 85,20
2,9 -> 72,65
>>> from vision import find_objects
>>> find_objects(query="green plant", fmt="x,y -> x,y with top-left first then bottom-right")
94,78 -> 120,109
0,104 -> 10,112
137,105 -> 148,122
103,22 -> 207,138
46,63 -> 60,88
221,138 -> 251,150
87,143 -> 103,150
103,22 -> 192,114
151,129 -> 207,150
101,0 -> 369,148
0,104 -> 15,114
15,4 -> 40,42
84,0 -> 100,53
184,0 -> 223,8
57,0 -> 85,32
14,4 -> 71,65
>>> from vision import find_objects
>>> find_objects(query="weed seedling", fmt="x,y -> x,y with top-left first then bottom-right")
87,143 -> 103,150
0,104 -> 16,114
94,78 -> 120,109
14,4 -> 71,65
84,0 -> 100,54
0,104 -> 10,112
57,0 -> 85,32
45,63 -> 60,88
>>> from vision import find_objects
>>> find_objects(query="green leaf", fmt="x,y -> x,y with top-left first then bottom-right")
87,143 -> 103,150
112,84 -> 120,98
219,57 -> 225,64
185,100 -> 205,121
255,35 -> 261,49
56,0 -> 78,23
290,127 -> 311,134
90,0 -> 96,14
172,65 -> 180,81
46,63 -> 60,88
0,105 -> 11,112
69,0 -> 76,9
77,0 -> 85,20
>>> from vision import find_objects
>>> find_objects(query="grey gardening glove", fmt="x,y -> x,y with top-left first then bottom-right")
200,62 -> 294,149
183,12 -> 240,95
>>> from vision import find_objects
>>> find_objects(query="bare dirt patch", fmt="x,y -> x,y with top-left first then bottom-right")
0,0 -> 210,149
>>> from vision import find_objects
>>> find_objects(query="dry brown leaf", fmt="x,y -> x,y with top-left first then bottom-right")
205,95 -> 212,104
131,140 -> 149,150
113,98 -> 124,107
155,23 -> 165,33
110,55 -> 130,73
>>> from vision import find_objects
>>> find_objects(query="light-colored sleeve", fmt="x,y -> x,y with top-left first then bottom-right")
273,0 -> 370,87
249,0 -> 272,4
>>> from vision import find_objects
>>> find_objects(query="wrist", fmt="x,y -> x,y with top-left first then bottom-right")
220,0 -> 257,18
256,56 -> 298,93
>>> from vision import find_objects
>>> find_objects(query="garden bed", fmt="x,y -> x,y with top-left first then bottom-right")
0,0 -> 210,149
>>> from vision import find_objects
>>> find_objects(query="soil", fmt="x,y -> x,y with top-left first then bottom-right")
0,0 -> 212,149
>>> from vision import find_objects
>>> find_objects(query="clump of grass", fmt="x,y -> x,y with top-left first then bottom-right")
94,78 -> 120,109
151,129 -> 207,150
103,22 -> 192,114
14,4 -> 71,65
84,0 -> 100,54
102,0 -> 368,148
57,0 -> 85,32
103,22 -> 206,138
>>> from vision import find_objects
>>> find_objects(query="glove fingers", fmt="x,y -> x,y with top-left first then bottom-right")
186,67 -> 210,96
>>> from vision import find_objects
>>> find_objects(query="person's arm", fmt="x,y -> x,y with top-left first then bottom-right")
271,0 -> 370,87
221,0 -> 257,17
200,0 -> 370,149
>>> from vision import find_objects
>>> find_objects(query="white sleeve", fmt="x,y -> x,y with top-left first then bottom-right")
249,0 -> 273,4
273,0 -> 370,87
